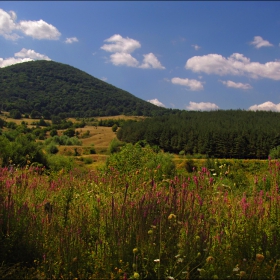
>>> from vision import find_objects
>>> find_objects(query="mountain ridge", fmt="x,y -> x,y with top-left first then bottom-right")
0,60 -> 170,118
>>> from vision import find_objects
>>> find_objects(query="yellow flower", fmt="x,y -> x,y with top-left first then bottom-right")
133,248 -> 138,254
133,272 -> 140,279
168,213 -> 176,220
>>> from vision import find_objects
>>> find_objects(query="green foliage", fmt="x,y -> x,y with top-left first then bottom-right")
0,133 -> 47,167
44,135 -> 82,146
0,117 -> 6,128
30,110 -> 41,119
46,144 -> 59,154
45,154 -> 74,171
49,129 -> 58,137
0,60 -> 169,117
6,121 -> 17,129
106,143 -> 176,180
63,128 -> 75,137
118,110 -> 280,159
269,145 -> 280,159
112,123 -> 118,132
9,109 -> 22,119
108,138 -> 123,154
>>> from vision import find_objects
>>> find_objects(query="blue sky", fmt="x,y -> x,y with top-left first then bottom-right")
1,1 -> 280,111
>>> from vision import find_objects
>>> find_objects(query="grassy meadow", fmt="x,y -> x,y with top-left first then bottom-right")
1,158 -> 280,279
1,114 -> 280,279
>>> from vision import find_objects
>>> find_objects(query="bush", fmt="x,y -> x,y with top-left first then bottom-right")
46,144 -> 59,154
46,154 -> 74,172
269,145 -> 280,159
106,143 -> 176,180
108,138 -> 122,154
9,109 -> 22,119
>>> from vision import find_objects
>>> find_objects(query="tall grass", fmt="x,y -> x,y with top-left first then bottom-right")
1,160 -> 280,279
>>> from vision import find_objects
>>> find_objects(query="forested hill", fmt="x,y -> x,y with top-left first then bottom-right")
117,110 -> 280,159
0,60 -> 169,118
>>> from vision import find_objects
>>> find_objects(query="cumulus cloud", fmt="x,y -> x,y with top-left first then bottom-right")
0,8 -> 61,40
139,53 -> 165,69
0,9 -> 20,40
65,37 -> 78,44
18,19 -> 61,40
186,53 -> 280,80
171,77 -> 204,91
250,36 -> 273,49
248,101 -> 280,112
14,48 -> 51,60
192,44 -> 201,50
0,48 -> 51,68
101,34 -> 141,53
220,80 -> 252,90
101,34 -> 165,69
110,52 -> 139,67
147,98 -> 165,107
186,101 -> 219,111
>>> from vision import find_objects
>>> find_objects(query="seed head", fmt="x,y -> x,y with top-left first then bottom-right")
256,253 -> 264,262
206,256 -> 214,263
239,271 -> 246,277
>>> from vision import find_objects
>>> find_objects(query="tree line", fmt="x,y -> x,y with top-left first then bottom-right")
117,110 -> 280,159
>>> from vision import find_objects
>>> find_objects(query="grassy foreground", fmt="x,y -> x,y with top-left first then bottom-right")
1,158 -> 280,279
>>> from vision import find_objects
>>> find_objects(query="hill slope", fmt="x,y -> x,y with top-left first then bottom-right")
0,60 -> 169,118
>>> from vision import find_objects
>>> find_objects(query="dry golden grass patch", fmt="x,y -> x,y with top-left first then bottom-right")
0,114 -> 42,128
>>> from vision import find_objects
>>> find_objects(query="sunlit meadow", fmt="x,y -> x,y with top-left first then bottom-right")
1,157 -> 280,279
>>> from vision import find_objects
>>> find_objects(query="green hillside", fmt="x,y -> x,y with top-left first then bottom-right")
0,60 -> 169,118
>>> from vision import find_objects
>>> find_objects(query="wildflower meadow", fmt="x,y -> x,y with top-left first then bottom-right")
1,150 -> 280,279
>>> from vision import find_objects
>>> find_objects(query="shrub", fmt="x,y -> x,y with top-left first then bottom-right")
46,144 -> 59,154
269,145 -> 280,159
106,142 -> 176,180
108,138 -> 122,154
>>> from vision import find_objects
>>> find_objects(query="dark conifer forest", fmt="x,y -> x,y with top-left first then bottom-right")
117,110 -> 280,159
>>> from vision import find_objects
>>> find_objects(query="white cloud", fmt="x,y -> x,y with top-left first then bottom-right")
101,34 -> 164,69
250,36 -> 273,49
0,57 -> 33,68
0,9 -> 20,40
110,52 -> 139,67
147,98 -> 165,107
100,77 -> 107,81
0,48 -> 51,68
186,101 -> 219,111
171,77 -> 204,91
15,48 -> 51,60
0,8 -> 61,40
220,80 -> 252,90
248,101 -> 280,112
186,53 -> 280,80
65,37 -> 78,44
101,34 -> 141,53
192,44 -> 201,50
18,19 -> 61,40
139,53 -> 165,69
